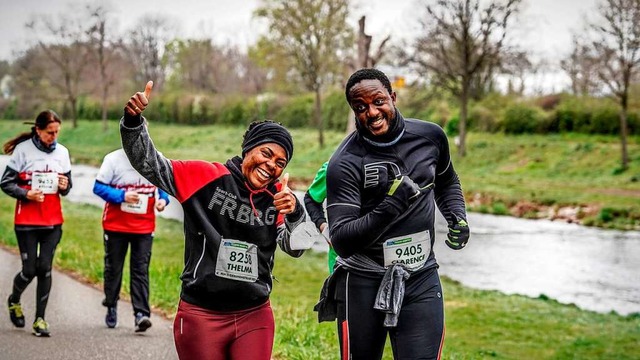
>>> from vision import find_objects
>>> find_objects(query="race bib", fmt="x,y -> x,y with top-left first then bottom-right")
31,172 -> 59,194
383,231 -> 430,271
215,239 -> 259,282
120,195 -> 149,214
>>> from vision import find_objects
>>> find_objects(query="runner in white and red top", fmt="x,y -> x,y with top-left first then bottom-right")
1,110 -> 72,337
93,148 -> 170,332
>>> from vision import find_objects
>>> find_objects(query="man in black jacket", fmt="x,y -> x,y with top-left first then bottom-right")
320,68 -> 469,360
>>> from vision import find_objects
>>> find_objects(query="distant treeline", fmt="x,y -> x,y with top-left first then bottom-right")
1,88 -> 639,136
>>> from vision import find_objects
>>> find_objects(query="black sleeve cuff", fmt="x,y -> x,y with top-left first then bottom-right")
123,110 -> 143,128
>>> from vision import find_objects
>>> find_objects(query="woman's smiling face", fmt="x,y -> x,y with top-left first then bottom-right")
241,143 -> 288,189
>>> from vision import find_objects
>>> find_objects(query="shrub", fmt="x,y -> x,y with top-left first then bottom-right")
502,104 -> 541,134
445,115 -> 459,136
274,94 -> 313,128
469,105 -> 500,132
322,90 -> 351,132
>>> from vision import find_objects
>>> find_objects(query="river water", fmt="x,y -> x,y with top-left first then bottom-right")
2,156 -> 639,316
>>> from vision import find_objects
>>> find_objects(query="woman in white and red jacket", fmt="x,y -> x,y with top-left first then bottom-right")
120,82 -> 305,360
1,110 -> 72,337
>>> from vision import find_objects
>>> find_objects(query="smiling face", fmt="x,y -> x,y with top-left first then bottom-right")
241,143 -> 288,189
348,79 -> 397,137
36,122 -> 61,147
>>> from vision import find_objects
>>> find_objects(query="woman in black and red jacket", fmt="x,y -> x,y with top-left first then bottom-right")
120,82 -> 305,360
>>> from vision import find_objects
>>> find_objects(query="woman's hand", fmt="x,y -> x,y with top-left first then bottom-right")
27,189 -> 45,203
58,174 -> 69,191
274,173 -> 296,214
125,81 -> 153,116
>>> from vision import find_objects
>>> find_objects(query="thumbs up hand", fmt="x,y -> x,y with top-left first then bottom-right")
125,81 -> 153,116
274,173 -> 297,214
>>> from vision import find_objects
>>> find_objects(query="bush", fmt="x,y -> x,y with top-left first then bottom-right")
469,105 -> 500,132
502,104 -> 541,134
445,115 -> 459,136
589,107 -> 620,134
322,90 -> 351,132
274,94 -> 313,128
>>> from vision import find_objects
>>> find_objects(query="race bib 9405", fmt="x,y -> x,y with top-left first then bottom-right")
383,231 -> 430,271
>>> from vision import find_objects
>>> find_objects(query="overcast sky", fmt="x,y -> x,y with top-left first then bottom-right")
0,0 -> 600,91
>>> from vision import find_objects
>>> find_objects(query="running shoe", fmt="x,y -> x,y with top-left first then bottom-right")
32,317 -> 50,337
105,306 -> 117,328
134,312 -> 152,333
7,296 -> 25,328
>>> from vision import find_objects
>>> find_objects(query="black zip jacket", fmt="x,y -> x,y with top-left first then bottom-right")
120,114 -> 304,311
326,112 -> 466,268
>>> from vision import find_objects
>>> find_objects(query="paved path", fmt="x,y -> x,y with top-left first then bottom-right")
0,247 -> 178,360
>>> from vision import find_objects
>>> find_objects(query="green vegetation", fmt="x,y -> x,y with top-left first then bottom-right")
0,196 -> 637,359
1,119 -> 638,228
455,132 -> 640,229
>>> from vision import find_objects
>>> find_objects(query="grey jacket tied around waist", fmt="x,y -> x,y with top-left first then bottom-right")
314,254 -> 411,327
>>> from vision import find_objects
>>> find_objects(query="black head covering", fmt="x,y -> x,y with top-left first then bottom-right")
241,120 -> 294,162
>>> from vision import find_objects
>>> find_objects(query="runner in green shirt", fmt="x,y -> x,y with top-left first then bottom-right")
303,161 -> 338,274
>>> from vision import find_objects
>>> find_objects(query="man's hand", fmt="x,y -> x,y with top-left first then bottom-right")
387,175 -> 421,204
274,173 -> 297,214
445,215 -> 470,250
125,81 -> 153,116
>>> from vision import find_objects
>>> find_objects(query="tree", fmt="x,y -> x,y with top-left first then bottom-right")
166,39 -> 266,94
344,15 -> 391,134
87,4 -> 122,131
560,35 -> 601,96
255,0 -> 353,147
26,9 -> 93,127
588,0 -> 640,170
126,14 -> 178,91
404,0 -> 522,156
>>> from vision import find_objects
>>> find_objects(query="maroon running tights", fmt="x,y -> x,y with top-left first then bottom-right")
173,299 -> 274,360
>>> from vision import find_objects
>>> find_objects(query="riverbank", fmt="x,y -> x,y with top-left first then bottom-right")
1,120 -> 638,229
0,196 -> 638,359
3,155 -> 637,316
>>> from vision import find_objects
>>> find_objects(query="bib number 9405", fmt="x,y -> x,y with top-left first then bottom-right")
383,231 -> 430,271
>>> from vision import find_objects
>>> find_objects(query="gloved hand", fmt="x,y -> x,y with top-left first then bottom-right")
445,215 -> 469,250
387,175 -> 422,205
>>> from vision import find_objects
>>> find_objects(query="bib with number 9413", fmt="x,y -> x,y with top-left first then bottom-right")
215,239 -> 259,283
383,231 -> 430,271
31,172 -> 58,194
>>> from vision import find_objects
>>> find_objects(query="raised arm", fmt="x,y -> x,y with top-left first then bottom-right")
119,81 -> 178,197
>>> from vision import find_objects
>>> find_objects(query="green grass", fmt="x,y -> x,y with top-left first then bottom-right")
0,119 -> 345,185
2,120 -> 638,226
0,196 -> 638,359
454,132 -> 640,229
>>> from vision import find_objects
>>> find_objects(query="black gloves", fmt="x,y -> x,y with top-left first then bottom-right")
445,214 -> 469,250
385,163 -> 435,212
386,175 -> 422,204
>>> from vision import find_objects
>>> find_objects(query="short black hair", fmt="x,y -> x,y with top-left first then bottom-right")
345,68 -> 393,102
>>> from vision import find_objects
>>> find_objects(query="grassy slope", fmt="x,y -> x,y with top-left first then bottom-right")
2,119 -> 638,220
456,132 -> 640,213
